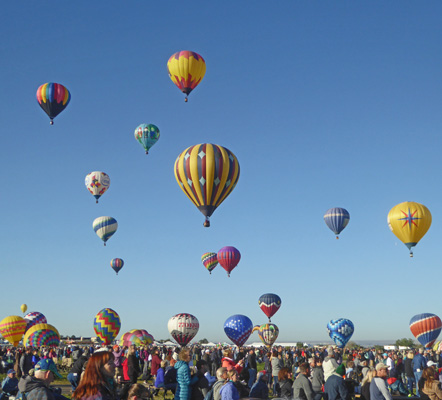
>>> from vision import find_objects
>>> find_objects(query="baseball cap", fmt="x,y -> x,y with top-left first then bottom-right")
35,359 -> 62,378
428,361 -> 436,367
376,363 -> 388,371
7,369 -> 16,375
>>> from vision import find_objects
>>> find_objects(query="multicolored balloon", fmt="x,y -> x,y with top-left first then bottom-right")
217,246 -> 241,277
93,308 -> 121,345
110,258 -> 124,275
433,340 -> 442,353
24,312 -> 47,332
324,208 -> 350,239
258,293 -> 282,322
0,316 -> 27,346
168,313 -> 199,347
252,323 -> 279,348
20,304 -> 27,314
23,323 -> 60,348
134,124 -> 160,155
85,172 -> 110,203
120,329 -> 154,347
167,51 -> 206,102
224,314 -> 253,347
410,313 -> 442,348
36,82 -> 71,124
327,318 -> 354,348
93,216 -> 118,246
388,201 -> 432,257
174,144 -> 240,227
201,253 -> 218,274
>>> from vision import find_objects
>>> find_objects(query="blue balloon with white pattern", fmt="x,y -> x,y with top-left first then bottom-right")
224,314 -> 253,347
327,318 -> 354,348
324,207 -> 350,239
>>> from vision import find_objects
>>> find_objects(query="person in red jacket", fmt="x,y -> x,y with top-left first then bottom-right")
221,349 -> 244,374
151,348 -> 162,379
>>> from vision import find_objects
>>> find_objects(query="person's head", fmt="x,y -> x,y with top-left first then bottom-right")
423,366 -> 435,386
196,360 -> 207,373
375,363 -> 388,378
419,348 -> 424,354
7,369 -> 16,379
227,369 -> 238,382
257,370 -> 268,382
299,362 -> 310,376
34,359 -> 62,385
216,367 -> 228,380
347,361 -> 355,369
160,360 -> 167,369
223,349 -> 232,358
278,367 -> 290,382
179,349 -> 191,362
128,383 -> 151,400
361,368 -> 376,386
272,349 -> 278,357
315,357 -> 322,366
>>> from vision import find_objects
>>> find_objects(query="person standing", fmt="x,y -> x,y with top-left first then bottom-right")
292,363 -> 314,400
247,349 -> 257,389
370,363 -> 392,400
271,349 -> 283,397
413,349 -> 427,397
312,358 -> 325,400
127,345 -> 141,384
175,349 -> 198,400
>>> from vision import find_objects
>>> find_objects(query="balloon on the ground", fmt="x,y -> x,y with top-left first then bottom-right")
120,329 -> 154,347
327,318 -> 354,348
167,51 -> 206,102
134,124 -> 160,155
410,313 -> 442,348
168,313 -> 199,347
252,323 -> 279,348
224,314 -> 253,347
217,246 -> 241,277
201,253 -> 218,274
0,316 -> 27,346
24,312 -> 47,332
324,208 -> 350,239
85,172 -> 110,203
93,308 -> 121,345
36,82 -> 71,124
258,293 -> 282,322
20,304 -> 27,314
388,201 -> 432,257
23,323 -> 60,347
93,216 -> 118,246
174,144 -> 240,227
110,258 -> 124,275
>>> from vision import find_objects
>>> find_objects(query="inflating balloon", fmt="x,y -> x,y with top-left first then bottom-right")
258,294 -> 282,322
388,201 -> 432,257
20,304 -> 27,314
324,208 -> 350,239
0,316 -> 27,346
93,216 -> 118,246
167,51 -> 206,102
93,308 -> 121,345
217,246 -> 241,277
224,314 -> 253,347
201,253 -> 218,274
134,124 -> 160,155
327,318 -> 354,348
23,323 -> 60,348
252,323 -> 279,348
24,312 -> 47,332
168,313 -> 199,347
36,82 -> 71,124
110,258 -> 124,275
410,313 -> 442,348
120,329 -> 154,347
85,172 -> 110,203
174,144 -> 240,227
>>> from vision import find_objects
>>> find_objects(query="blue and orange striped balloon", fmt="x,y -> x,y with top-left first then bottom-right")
93,308 -> 121,345
36,83 -> 71,124
410,313 -> 442,348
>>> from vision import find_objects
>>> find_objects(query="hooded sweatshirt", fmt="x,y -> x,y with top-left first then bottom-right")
323,357 -> 339,382
18,376 -> 56,400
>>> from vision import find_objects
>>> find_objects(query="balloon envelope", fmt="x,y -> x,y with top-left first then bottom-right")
327,318 -> 354,348
110,258 -> 124,275
85,172 -> 110,203
168,313 -> 199,347
217,247 -> 241,277
410,313 -> 442,348
36,82 -> 70,123
224,314 -> 253,347
20,304 -> 27,314
255,323 -> 279,348
0,316 -> 27,346
24,312 -> 47,332
174,144 -> 240,227
324,208 -> 350,238
134,124 -> 160,154
388,201 -> 432,256
23,323 -> 60,348
93,216 -> 118,245
120,329 -> 154,347
93,308 -> 121,345
201,252 -> 218,274
258,294 -> 282,322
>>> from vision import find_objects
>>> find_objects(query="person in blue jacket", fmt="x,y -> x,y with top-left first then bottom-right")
175,349 -> 198,400
412,348 -> 427,397
2,369 -> 19,396
219,370 -> 240,400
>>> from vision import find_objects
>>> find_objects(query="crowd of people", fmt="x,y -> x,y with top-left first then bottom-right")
1,344 -> 442,400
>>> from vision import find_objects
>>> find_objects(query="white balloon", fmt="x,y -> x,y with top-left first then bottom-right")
168,313 -> 199,346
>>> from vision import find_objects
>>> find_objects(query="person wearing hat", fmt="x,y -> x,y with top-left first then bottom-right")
2,369 -> 19,396
370,363 -> 392,400
249,370 -> 269,399
324,362 -> 348,400
413,348 -> 427,397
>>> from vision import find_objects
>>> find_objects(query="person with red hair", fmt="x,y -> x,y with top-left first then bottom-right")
72,351 -> 117,400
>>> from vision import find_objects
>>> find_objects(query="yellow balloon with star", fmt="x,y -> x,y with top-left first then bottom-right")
387,201 -> 432,257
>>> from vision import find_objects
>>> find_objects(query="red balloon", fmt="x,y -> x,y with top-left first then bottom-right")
217,246 -> 241,277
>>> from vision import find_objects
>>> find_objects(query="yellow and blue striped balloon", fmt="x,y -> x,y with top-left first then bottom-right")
324,207 -> 350,239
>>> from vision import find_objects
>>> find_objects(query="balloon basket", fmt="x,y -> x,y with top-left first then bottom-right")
203,220 -> 210,228
96,200 -> 98,204
410,253 -> 413,258
184,97 -> 188,102
50,120 -> 54,125
336,236 -> 339,240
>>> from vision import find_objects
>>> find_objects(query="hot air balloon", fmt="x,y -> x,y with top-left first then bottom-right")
258,294 -> 282,322
224,315 -> 253,347
93,308 -> 121,345
134,124 -> 160,155
168,313 -> 199,347
409,313 -> 442,348
85,172 -> 110,203
252,323 -> 279,348
23,323 -> 60,347
174,144 -> 240,227
24,312 -> 47,332
0,316 -> 27,346
327,318 -> 354,348
324,208 -> 350,239
388,201 -> 432,257
120,329 -> 154,347
110,258 -> 124,275
167,51 -> 206,102
93,217 -> 118,246
20,304 -> 27,314
217,247 -> 241,277
36,83 -> 71,124
201,253 -> 218,274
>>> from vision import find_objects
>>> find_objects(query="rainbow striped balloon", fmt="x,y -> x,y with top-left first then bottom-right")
201,252 -> 218,274
410,313 -> 442,348
94,308 -> 121,345
23,323 -> 60,347
0,316 -> 27,346
36,82 -> 71,124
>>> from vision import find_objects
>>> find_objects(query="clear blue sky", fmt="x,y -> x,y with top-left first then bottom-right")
1,1 -> 442,344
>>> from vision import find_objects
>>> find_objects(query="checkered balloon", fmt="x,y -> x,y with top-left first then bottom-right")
327,318 -> 354,348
